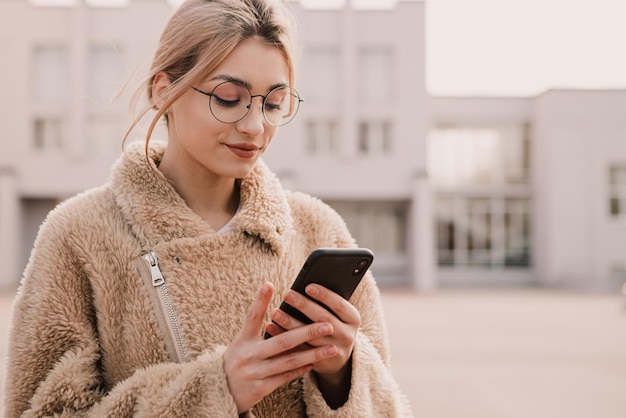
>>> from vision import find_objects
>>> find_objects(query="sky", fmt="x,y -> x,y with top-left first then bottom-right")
29,0 -> 626,97
426,0 -> 626,96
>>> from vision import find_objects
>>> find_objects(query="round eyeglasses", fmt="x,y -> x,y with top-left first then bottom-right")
192,81 -> 303,127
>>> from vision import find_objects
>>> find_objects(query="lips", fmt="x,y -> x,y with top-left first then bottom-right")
226,143 -> 259,159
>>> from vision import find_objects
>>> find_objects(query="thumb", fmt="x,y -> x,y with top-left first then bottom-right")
239,282 -> 274,339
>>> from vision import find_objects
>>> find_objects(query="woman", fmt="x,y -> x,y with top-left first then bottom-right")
3,0 -> 412,416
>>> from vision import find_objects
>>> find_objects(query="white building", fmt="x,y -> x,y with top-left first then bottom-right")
1,0 -> 625,293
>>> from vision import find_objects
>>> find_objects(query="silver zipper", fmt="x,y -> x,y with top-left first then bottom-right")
144,252 -> 188,362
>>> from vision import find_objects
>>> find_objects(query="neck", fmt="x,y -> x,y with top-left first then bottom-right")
158,147 -> 240,230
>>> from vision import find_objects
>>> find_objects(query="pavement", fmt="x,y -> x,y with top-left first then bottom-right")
1,287 -> 626,417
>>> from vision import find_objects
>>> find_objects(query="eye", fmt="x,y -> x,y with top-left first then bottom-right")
265,87 -> 290,112
212,93 -> 241,108
264,101 -> 282,112
210,81 -> 248,108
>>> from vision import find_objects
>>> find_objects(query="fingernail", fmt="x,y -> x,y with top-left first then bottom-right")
306,285 -> 319,296
324,345 -> 337,356
284,290 -> 295,303
261,282 -> 272,296
319,324 -> 332,335
273,309 -> 284,322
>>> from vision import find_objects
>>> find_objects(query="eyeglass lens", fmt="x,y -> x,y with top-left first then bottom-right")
209,81 -> 300,126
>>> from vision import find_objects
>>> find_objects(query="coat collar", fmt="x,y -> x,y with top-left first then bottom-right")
110,141 -> 293,253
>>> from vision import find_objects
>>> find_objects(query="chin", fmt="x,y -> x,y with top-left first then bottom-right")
222,162 -> 257,179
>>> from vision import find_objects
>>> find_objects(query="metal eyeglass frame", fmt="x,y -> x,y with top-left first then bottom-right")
191,81 -> 303,127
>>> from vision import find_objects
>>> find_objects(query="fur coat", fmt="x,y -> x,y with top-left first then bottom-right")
3,142 -> 412,417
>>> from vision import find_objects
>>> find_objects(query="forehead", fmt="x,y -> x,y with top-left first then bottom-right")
205,37 -> 290,90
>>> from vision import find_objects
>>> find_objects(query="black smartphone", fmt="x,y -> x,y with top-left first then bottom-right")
267,248 -> 374,337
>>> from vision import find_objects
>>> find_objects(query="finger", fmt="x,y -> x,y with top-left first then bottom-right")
239,282 -> 274,339
263,321 -> 333,358
264,343 -> 337,380
270,307 -> 306,332
263,364 -> 314,392
265,320 -> 315,354
281,289 -> 336,326
282,288 -> 359,327
305,284 -> 361,324
274,295 -> 336,348
263,321 -> 285,339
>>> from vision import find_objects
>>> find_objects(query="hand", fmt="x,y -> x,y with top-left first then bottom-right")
223,282 -> 339,414
264,283 -> 361,381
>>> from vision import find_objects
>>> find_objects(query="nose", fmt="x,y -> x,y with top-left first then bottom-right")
237,96 -> 266,136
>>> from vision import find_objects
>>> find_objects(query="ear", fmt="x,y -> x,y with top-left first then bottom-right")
152,71 -> 172,112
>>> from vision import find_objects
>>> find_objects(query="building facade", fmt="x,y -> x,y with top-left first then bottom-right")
1,0 -> 625,292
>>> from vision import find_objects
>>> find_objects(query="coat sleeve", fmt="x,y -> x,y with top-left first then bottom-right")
2,212 -> 240,418
301,275 -> 414,418
299,201 -> 414,418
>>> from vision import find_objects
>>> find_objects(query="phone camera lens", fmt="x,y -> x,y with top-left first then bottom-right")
352,259 -> 369,275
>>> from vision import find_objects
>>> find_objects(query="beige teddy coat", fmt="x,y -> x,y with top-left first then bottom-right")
3,142 -> 413,417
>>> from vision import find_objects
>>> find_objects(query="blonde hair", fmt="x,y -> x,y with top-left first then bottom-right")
123,0 -> 298,157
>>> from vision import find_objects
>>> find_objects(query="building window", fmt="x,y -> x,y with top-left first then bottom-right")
86,0 -> 129,6
30,0 -> 130,7
303,48 -> 340,106
435,196 -> 532,268
428,125 -> 530,187
429,124 -> 532,270
504,198 -> 531,266
609,165 -> 626,218
87,116 -> 127,153
32,45 -> 70,103
88,45 -> 126,104
29,0 -> 75,6
327,201 -> 407,257
467,198 -> 492,266
358,48 -> 393,104
33,118 -> 65,151
306,119 -> 339,155
358,120 -> 391,154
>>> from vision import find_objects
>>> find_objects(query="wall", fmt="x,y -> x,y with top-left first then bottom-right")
533,90 -> 626,291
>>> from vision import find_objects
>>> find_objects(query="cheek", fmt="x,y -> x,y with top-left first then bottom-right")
171,96 -> 213,129
264,128 -> 279,146
178,114 -> 227,144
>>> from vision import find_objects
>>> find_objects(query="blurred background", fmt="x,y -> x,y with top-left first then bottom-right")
1,0 -> 625,416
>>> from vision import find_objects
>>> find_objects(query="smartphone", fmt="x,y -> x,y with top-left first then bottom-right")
268,248 -> 374,335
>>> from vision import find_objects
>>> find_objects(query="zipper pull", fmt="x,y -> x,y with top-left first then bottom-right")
145,252 -> 165,286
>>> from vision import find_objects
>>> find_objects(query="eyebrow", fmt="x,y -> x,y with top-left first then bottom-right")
208,74 -> 288,93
